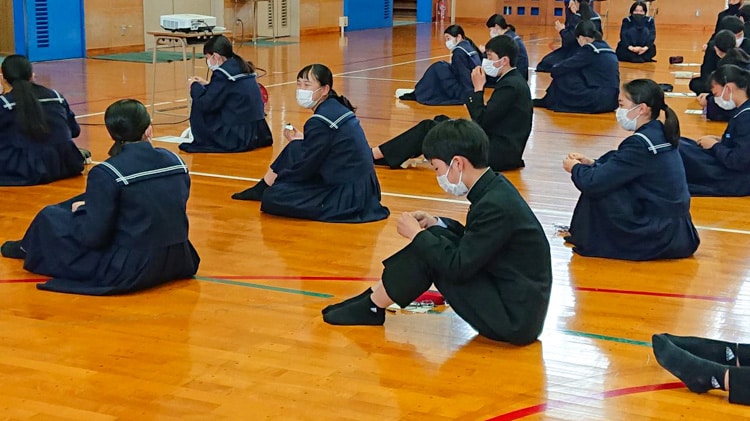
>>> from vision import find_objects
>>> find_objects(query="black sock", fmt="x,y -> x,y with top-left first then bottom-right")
373,158 -> 388,167
231,179 -> 268,201
1,240 -> 25,259
321,288 -> 373,315
652,334 -> 728,393
323,295 -> 385,326
661,333 -> 739,365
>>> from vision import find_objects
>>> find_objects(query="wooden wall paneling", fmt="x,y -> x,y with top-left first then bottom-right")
0,1 -> 14,54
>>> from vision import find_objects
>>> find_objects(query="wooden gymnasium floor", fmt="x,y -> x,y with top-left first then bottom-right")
1,23 -> 750,420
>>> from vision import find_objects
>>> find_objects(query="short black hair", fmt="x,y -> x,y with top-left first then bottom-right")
715,29 -> 739,54
485,35 -> 519,66
719,16 -> 745,34
105,99 -> 151,143
422,119 -> 489,168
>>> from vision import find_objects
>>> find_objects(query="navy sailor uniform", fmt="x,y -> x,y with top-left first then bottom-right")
538,40 -> 620,114
413,39 -> 482,106
680,101 -> 750,196
567,120 -> 700,260
21,141 -> 200,295
180,57 -> 273,153
616,15 -> 657,63
0,85 -> 84,185
261,98 -> 390,223
536,10 -> 603,72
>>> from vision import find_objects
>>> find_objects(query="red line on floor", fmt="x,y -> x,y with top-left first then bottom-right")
208,275 -> 381,281
0,278 -> 47,284
576,287 -> 734,302
487,382 -> 685,420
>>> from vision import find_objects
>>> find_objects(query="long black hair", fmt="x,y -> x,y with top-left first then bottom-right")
203,35 -> 254,73
485,14 -> 516,33
444,25 -> 481,54
623,79 -> 681,147
296,64 -> 356,112
1,55 -> 49,140
578,0 -> 594,21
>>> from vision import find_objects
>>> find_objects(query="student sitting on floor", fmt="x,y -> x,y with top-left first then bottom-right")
480,14 -> 529,80
680,65 -> 750,197
691,17 -> 750,95
373,35 -> 531,172
697,40 -> 750,122
562,79 -> 700,260
1,99 -> 200,295
534,20 -> 620,114
397,25 -> 481,105
536,0 -> 602,72
616,1 -> 657,63
653,333 -> 750,407
179,35 -> 273,153
0,54 -> 85,186
715,0 -> 743,34
231,64 -> 390,223
323,119 -> 552,345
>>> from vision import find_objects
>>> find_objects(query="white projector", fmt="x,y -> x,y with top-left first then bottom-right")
160,14 -> 217,32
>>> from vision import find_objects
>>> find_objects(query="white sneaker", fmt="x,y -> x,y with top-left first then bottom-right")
395,88 -> 414,98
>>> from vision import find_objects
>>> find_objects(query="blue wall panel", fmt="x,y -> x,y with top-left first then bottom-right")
344,0 -> 393,31
416,0 -> 432,23
14,0 -> 86,61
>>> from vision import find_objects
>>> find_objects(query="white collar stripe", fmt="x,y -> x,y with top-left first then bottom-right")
633,132 -> 669,154
99,161 -> 130,185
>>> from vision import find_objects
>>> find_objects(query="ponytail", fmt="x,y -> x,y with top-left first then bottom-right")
663,105 -> 680,147
327,89 -> 356,112
579,0 -> 594,21
623,79 -> 681,147
1,55 -> 49,140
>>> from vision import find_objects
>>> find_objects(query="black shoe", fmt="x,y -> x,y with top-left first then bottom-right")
322,288 -> 373,315
373,158 -> 388,167
323,295 -> 385,326
399,92 -> 416,101
1,240 -> 26,259
231,179 -> 268,201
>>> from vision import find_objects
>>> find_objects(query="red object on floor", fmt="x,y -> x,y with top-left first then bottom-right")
416,290 -> 445,305
259,83 -> 269,105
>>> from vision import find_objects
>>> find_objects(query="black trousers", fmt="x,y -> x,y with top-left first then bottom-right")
729,366 -> 750,405
378,119 -> 438,169
380,226 -> 528,343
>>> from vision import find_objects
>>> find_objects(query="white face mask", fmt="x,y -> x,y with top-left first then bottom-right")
482,58 -> 503,77
489,29 -> 500,38
206,55 -> 220,71
436,160 -> 469,196
737,37 -> 745,48
616,105 -> 640,131
715,86 -> 738,110
296,87 -> 322,109
445,38 -> 457,50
